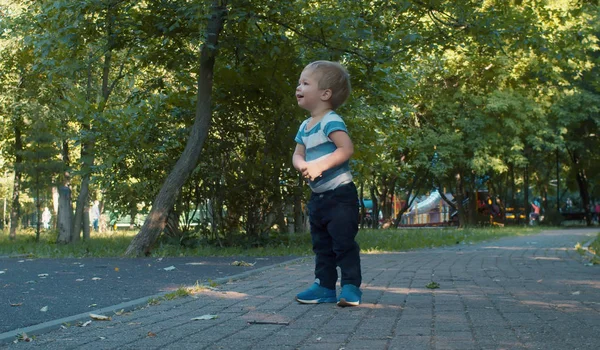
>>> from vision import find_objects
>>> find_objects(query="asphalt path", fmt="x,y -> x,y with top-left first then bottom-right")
0,255 -> 298,334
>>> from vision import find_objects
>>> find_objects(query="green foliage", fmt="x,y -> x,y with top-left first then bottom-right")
0,0 -> 598,245
589,232 -> 600,257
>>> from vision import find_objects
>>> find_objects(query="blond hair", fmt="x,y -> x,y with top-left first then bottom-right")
303,61 -> 351,110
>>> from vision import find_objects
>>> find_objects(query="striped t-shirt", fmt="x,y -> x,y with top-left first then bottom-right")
294,111 -> 353,193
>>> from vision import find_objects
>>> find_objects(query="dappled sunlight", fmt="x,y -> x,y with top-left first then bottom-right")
483,246 -> 537,251
364,285 -> 458,296
557,279 -> 600,290
160,285 -> 186,292
520,299 -> 588,311
158,284 -> 250,300
532,257 -> 564,261
361,250 -> 410,255
519,299 -> 557,309
356,302 -> 403,310
483,246 -> 575,252
192,289 -> 249,300
240,311 -> 291,324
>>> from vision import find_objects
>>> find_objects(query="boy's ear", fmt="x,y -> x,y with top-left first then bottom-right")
320,89 -> 332,101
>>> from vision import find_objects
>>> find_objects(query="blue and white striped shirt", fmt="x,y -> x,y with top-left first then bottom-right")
295,111 -> 353,193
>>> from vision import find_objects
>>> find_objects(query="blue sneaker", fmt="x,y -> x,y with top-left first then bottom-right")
295,282 -> 337,304
337,284 -> 362,307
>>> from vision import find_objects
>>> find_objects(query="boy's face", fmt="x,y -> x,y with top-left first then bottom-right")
296,69 -> 328,112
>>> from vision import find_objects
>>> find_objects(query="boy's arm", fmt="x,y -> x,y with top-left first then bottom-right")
292,144 -> 308,172
304,130 -> 354,180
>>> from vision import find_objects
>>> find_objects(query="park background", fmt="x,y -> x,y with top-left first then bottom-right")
0,0 -> 598,257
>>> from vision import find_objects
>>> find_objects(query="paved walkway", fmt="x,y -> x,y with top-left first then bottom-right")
3,228 -> 599,350
0,256 -> 296,333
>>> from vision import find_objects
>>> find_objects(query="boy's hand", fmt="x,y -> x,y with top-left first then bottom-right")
302,162 -> 323,181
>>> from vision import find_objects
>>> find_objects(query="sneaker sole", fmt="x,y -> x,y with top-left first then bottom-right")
337,298 -> 360,307
295,297 -> 337,304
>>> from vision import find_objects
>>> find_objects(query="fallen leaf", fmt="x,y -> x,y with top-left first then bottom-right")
92,277 -> 102,281
15,332 -> 32,343
76,279 -> 84,282
231,261 -> 255,267
10,303 -> 22,307
147,332 -> 157,337
114,267 -> 119,272
426,282 -> 440,289
316,337 -> 322,341
114,309 -> 126,316
99,337 -> 106,340
0,271 -> 5,274
88,304 -> 97,308
537,279 -> 543,283
191,314 -> 218,321
572,291 -> 581,295
40,306 -> 48,312
163,266 -> 176,271
80,320 -> 92,327
25,280 -> 36,284
90,314 -> 111,321
38,274 -> 49,278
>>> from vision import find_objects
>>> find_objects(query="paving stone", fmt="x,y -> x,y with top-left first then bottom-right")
3,228 -> 599,350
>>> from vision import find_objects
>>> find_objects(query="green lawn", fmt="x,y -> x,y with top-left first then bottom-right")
0,226 -> 544,259
588,232 -> 600,258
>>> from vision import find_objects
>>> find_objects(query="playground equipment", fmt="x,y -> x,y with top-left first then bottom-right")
401,190 -> 454,227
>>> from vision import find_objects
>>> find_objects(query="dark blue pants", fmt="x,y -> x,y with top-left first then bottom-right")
308,182 -> 361,290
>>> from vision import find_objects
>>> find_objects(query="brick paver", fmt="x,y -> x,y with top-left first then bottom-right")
4,228 -> 599,350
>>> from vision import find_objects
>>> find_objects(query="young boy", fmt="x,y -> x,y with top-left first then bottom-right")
292,60 -> 362,307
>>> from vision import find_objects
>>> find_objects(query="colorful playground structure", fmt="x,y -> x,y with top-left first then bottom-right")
400,190 -> 454,227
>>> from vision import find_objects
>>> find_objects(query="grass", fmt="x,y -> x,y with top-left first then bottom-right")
584,232 -> 600,265
588,233 -> 600,256
0,226 -> 544,259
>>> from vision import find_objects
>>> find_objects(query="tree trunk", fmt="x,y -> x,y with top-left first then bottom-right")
129,205 -> 136,230
569,150 -> 591,225
35,197 -> 41,241
57,186 -> 73,244
370,184 -> 378,229
510,163 -> 516,208
73,2 -> 121,241
9,173 -> 21,240
455,171 -> 467,228
467,185 -> 477,226
51,186 -> 59,228
524,164 -> 530,223
125,2 -> 227,256
72,175 -> 90,241
359,182 -> 366,227
57,137 -> 72,241
393,177 -> 422,228
9,122 -> 23,240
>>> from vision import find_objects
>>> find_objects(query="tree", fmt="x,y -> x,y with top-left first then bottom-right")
125,0 -> 227,256
19,117 -> 63,240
